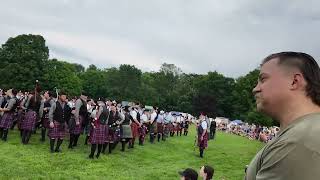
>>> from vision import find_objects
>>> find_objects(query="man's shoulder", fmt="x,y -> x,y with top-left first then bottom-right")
283,113 -> 320,141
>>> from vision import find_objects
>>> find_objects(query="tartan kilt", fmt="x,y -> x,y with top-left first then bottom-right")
69,115 -> 83,135
17,110 -> 25,130
106,126 -> 118,143
149,123 -> 157,134
167,123 -> 174,132
157,123 -> 164,133
42,114 -> 50,129
138,125 -> 147,137
131,123 -> 139,138
90,124 -> 107,144
120,124 -> 132,139
21,110 -> 37,131
48,121 -> 66,139
163,124 -> 170,134
114,127 -> 121,142
0,112 -> 14,129
198,132 -> 208,149
174,123 -> 181,131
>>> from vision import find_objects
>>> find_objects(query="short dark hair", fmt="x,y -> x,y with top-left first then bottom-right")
204,165 -> 214,180
179,168 -> 198,180
12,89 -> 18,96
47,91 -> 54,97
262,52 -> 320,106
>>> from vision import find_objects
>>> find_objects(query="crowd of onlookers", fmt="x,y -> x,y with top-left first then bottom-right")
217,121 -> 280,143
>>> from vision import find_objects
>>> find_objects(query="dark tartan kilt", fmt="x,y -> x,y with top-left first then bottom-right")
21,110 -> 37,131
90,124 -> 107,144
106,126 -> 118,143
198,132 -> 208,149
0,112 -> 14,129
157,123 -> 164,133
69,116 -> 83,135
184,124 -> 189,131
143,123 -> 149,134
42,114 -> 50,129
163,124 -> 170,134
48,121 -> 66,139
131,123 -> 139,138
138,125 -> 147,137
149,123 -> 157,134
167,123 -> 174,132
17,110 -> 25,130
114,127 -> 120,142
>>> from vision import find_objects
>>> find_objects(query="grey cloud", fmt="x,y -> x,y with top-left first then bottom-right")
1,0 -> 320,77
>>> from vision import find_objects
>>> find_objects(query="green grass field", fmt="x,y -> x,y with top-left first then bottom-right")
0,126 -> 263,180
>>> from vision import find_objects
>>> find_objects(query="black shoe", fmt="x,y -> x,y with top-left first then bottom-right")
55,149 -> 62,153
88,155 -> 94,159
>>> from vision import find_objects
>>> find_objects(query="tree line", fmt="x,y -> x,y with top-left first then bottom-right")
0,34 -> 276,126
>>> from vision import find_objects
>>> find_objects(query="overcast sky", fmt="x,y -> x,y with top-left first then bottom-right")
1,0 -> 320,77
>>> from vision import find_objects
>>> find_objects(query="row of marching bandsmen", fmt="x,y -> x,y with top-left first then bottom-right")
0,87 -> 192,159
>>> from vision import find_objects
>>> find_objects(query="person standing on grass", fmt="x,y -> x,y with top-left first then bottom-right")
197,112 -> 209,158
246,52 -> 320,180
48,91 -> 71,153
20,89 -> 42,144
88,99 -> 108,159
118,106 -> 133,151
183,116 -> 189,136
149,107 -> 158,144
156,110 -> 165,142
70,92 -> 88,148
138,109 -> 148,145
129,105 -> 141,149
103,103 -> 120,154
0,89 -> 19,141
209,119 -> 216,140
39,91 -> 55,142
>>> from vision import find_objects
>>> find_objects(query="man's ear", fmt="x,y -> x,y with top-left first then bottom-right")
290,73 -> 304,90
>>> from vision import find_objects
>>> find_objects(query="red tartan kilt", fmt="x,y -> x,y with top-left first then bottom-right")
90,124 -> 107,144
0,112 -> 14,129
157,123 -> 164,133
69,116 -> 83,135
131,123 -> 139,138
48,121 -> 66,139
198,132 -> 208,148
167,123 -> 174,132
21,110 -> 37,131
175,123 -> 181,131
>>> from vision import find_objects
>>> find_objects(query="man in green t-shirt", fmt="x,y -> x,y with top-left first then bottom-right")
245,52 -> 320,180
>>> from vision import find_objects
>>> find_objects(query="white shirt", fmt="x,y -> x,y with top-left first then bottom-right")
130,110 -> 137,120
141,114 -> 148,123
150,112 -> 157,122
157,114 -> 164,123
176,116 -> 182,123
91,109 -> 97,119
201,120 -> 208,130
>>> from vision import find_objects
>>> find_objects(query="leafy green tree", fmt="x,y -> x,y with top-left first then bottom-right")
0,34 -> 49,90
42,59 -> 82,96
